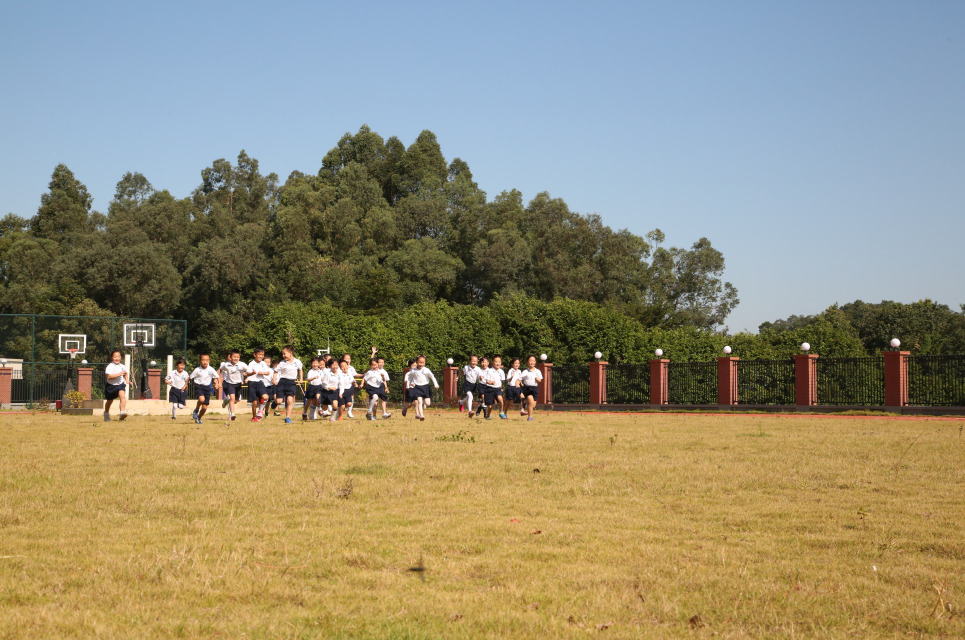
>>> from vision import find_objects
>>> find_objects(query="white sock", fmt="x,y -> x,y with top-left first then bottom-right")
466,392 -> 474,413
418,397 -> 426,417
309,405 -> 316,419
369,396 -> 378,413
171,405 -> 177,417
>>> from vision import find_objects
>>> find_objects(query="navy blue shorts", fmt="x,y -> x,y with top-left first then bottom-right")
482,386 -> 502,405
194,384 -> 213,405
522,384 -> 539,400
410,384 -> 432,399
340,387 -> 355,402
223,381 -> 244,398
365,384 -> 387,401
105,382 -> 126,400
248,381 -> 268,402
276,378 -> 297,399
169,387 -> 187,406
322,389 -> 340,404
504,386 -> 521,402
306,384 -> 323,401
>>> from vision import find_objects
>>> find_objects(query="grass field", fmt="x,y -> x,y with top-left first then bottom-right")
1,409 -> 964,639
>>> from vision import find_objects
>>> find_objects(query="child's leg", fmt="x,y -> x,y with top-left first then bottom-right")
285,394 -> 294,418
198,399 -> 207,418
104,398 -> 113,414
527,395 -> 536,417
330,400 -> 339,420
465,391 -> 474,413
118,390 -> 127,413
368,394 -> 378,415
228,393 -> 236,415
259,394 -> 269,417
171,403 -> 177,418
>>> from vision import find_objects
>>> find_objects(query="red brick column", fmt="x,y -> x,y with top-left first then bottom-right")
536,362 -> 553,405
883,351 -> 910,408
717,357 -> 739,405
148,368 -> 161,400
649,359 -> 669,405
442,366 -> 459,405
793,355 -> 818,407
77,367 -> 93,400
0,368 -> 11,406
589,361 -> 607,405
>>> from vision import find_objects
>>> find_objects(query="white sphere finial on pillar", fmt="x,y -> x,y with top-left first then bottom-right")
81,359 -> 88,365
654,349 -> 664,357
594,351 -> 602,360
723,346 -> 732,355
447,358 -> 454,365
801,342 -> 810,352
540,353 -> 547,361
890,338 -> 901,349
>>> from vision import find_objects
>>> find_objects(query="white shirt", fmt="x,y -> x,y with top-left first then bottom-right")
506,368 -> 523,386
190,365 -> 220,387
362,369 -> 385,387
165,369 -> 189,390
345,365 -> 358,379
306,368 -> 323,385
275,358 -> 303,381
246,360 -> 272,384
220,361 -> 247,384
264,368 -> 275,386
337,370 -> 354,392
519,368 -> 543,387
321,369 -> 340,390
105,362 -> 127,385
409,367 -> 439,388
480,367 -> 501,388
462,364 -> 482,383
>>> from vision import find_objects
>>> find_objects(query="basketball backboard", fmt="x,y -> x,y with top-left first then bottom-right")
58,334 -> 87,355
123,323 -> 156,347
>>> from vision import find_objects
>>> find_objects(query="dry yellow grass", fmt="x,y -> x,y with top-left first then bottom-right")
1,409 -> 964,638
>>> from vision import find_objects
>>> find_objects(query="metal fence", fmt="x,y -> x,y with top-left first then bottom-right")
605,364 -> 650,404
667,361 -> 717,404
908,355 -> 965,406
737,359 -> 795,405
552,366 -> 590,404
816,357 -> 884,406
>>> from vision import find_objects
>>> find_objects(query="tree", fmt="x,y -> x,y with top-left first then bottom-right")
30,164 -> 95,244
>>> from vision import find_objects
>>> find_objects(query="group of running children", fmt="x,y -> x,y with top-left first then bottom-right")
101,347 -> 544,424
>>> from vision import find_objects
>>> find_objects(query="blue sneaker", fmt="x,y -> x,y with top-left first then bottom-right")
499,412 -> 507,419
284,417 -> 292,424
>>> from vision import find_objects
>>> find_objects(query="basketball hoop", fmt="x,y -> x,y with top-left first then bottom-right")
68,349 -> 78,359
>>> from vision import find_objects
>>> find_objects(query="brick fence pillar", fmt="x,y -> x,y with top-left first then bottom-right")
589,361 -> 607,405
77,367 -> 94,400
883,351 -> 910,410
717,357 -> 739,405
793,354 -> 818,408
148,368 -> 161,401
0,367 -> 11,406
442,366 -> 459,405
537,362 -> 553,405
649,359 -> 669,406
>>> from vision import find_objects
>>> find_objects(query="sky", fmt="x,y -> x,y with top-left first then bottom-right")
1,0 -> 962,333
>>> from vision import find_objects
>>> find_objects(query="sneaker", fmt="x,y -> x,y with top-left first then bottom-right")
119,412 -> 128,421
402,405 -> 407,417
459,402 -> 465,413
178,404 -> 186,410
222,397 -> 229,408
329,417 -> 336,422
500,412 -> 507,419
252,417 -> 259,422
366,413 -> 373,420
284,417 -> 292,424
419,416 -> 425,422
103,411 -> 111,422
230,414 -> 236,421
256,407 -> 264,419
337,415 -> 344,421
382,412 -> 392,419
468,411 -> 474,419
192,409 -> 199,421
527,417 -> 533,421
321,410 -> 331,417
347,410 -> 354,418
485,415 -> 492,420
520,409 -> 527,416
301,413 -> 308,422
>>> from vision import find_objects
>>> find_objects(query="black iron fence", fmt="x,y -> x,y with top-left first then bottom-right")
737,359 -> 795,405
816,357 -> 884,406
605,364 -> 650,404
908,355 -> 965,406
667,361 -> 717,404
552,366 -> 590,404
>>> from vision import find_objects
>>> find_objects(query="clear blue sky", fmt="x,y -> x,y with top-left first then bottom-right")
2,1 -> 963,332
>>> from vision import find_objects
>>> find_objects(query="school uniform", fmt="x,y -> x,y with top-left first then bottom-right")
320,369 -> 341,404
274,358 -> 302,399
462,364 -> 482,396
505,368 -> 523,402
408,367 -> 439,400
338,370 -> 355,403
403,367 -> 418,402
363,369 -> 388,401
219,361 -> 247,398
189,365 -> 220,405
246,360 -> 272,401
378,368 -> 390,383
305,368 -> 324,402
519,368 -> 543,400
165,369 -> 190,406
105,362 -> 128,400
480,367 -> 502,406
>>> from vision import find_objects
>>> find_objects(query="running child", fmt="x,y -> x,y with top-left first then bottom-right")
263,355 -> 280,416
219,349 -> 247,421
401,359 -> 417,417
362,358 -> 388,420
103,349 -> 130,421
458,355 -> 482,417
505,357 -> 523,415
479,357 -> 504,420
338,359 -> 356,419
519,355 -> 543,421
320,357 -> 342,422
375,353 -> 392,418
189,354 -> 221,424
245,347 -> 272,422
407,355 -> 439,421
303,357 -> 323,420
342,353 -> 359,418
491,355 -> 507,419
274,345 -> 303,424
165,357 -> 189,420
